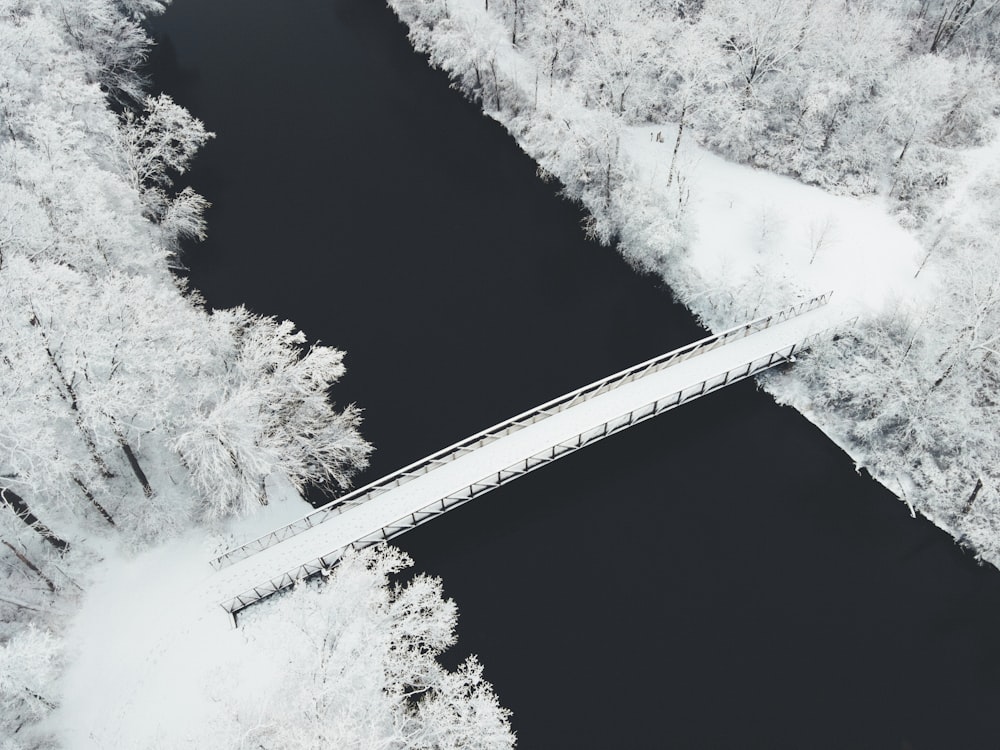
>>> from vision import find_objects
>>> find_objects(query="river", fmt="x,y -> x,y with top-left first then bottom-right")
148,0 -> 1000,746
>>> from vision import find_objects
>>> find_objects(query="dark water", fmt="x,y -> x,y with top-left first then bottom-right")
148,1 -> 1000,747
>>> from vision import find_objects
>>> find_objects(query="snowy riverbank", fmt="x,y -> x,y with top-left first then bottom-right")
386,0 -> 1000,562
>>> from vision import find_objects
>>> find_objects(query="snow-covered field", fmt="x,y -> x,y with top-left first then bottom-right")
623,124 -> 935,315
51,488 -> 311,748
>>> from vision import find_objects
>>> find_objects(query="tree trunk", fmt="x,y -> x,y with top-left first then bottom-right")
930,0 -> 975,53
120,439 -> 153,497
30,313 -> 114,478
0,539 -> 55,592
0,594 -> 43,613
0,487 -> 70,552
930,326 -> 971,389
73,477 -> 115,525
961,478 -> 984,515
489,59 -> 501,111
667,106 -> 687,190
897,138 -> 911,164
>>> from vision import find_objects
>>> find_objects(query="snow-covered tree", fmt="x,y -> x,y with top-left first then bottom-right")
58,0 -> 152,103
226,546 -> 515,750
895,0 -> 1000,55
565,0 -> 661,119
0,625 -> 60,750
173,308 -> 372,517
116,93 -> 213,228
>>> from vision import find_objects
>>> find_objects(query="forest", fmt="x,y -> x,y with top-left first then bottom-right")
0,0 -> 514,746
5,0 -> 1000,745
389,0 -> 1000,564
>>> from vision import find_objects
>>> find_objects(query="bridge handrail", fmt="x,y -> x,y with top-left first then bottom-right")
219,312 -> 857,615
210,291 -> 832,570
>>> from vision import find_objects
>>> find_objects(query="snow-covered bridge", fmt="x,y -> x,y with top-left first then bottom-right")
208,293 -> 844,617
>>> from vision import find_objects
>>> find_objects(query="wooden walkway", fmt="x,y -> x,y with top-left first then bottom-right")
206,293 -> 845,616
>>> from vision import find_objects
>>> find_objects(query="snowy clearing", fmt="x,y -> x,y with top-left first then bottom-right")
623,124 -> 937,316
50,489 -> 311,749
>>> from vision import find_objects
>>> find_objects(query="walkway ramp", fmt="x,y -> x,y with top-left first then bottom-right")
207,293 -> 845,615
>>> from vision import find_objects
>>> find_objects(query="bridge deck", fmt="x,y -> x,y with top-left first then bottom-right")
207,297 -> 845,614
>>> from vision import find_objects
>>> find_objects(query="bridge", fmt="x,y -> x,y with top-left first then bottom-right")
206,293 -> 845,617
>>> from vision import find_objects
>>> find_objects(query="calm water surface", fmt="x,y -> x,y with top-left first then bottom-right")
149,1 -> 1000,746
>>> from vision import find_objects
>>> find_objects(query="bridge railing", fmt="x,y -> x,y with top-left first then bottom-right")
210,291 -> 833,571
219,314 -> 847,615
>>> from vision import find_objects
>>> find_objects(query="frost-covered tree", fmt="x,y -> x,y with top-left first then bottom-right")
659,19 -> 719,189
57,0 -> 152,103
527,0 -> 582,84
0,625 -> 60,750
0,260 -> 116,526
896,0 -> 1000,55
224,546 -> 515,750
173,308 -> 372,517
116,93 -> 213,231
565,0 -> 661,118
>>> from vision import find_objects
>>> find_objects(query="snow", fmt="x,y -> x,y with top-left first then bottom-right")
48,1 -> 969,741
623,124 -> 937,316
427,0 -> 938,325
50,484 -> 311,748
51,301 -> 839,747
207,301 -> 843,610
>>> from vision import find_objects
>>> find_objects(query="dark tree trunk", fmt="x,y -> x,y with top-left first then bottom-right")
489,59 -> 501,110
120,439 -> 153,497
0,487 -> 70,552
930,0 -> 972,53
667,106 -> 687,190
897,138 -> 911,164
961,478 -> 984,515
73,477 -> 116,525
30,313 -> 114,478
1,539 -> 55,592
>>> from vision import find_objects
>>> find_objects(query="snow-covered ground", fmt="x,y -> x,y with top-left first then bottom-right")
50,300 -> 835,746
623,124 -> 936,316
410,0 -> 938,326
50,485 -> 311,748
47,1 -> 994,743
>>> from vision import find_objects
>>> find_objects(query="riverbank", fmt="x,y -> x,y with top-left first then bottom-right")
132,0 -> 1000,745
386,0 -> 1000,565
